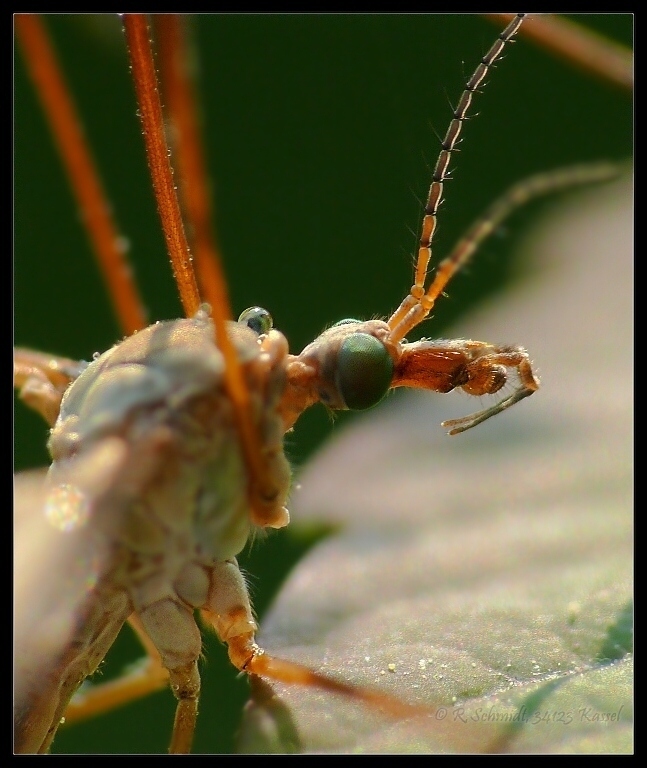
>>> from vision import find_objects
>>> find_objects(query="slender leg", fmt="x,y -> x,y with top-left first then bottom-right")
136,599 -> 202,754
63,614 -> 169,725
201,559 -> 430,719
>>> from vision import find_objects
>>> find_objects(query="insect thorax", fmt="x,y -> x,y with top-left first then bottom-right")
47,315 -> 291,566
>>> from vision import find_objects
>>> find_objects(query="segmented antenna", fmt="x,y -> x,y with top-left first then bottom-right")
388,13 -> 525,342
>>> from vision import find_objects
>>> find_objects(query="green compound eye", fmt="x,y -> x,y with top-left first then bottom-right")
332,318 -> 360,327
337,333 -> 394,410
238,306 -> 273,336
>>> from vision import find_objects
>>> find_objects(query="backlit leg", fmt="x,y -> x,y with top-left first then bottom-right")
201,559 -> 431,719
64,614 -> 169,724
136,599 -> 202,754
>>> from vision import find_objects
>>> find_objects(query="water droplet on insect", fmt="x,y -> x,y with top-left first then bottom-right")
194,303 -> 212,323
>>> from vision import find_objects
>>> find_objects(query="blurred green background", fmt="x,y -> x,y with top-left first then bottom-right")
14,14 -> 632,753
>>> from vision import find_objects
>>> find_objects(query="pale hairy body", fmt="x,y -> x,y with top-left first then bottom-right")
16,314 -> 290,752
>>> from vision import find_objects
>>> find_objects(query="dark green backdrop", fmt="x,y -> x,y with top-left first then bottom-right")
14,14 -> 632,753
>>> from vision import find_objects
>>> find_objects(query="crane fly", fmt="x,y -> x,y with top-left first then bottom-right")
14,14 -> 626,754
